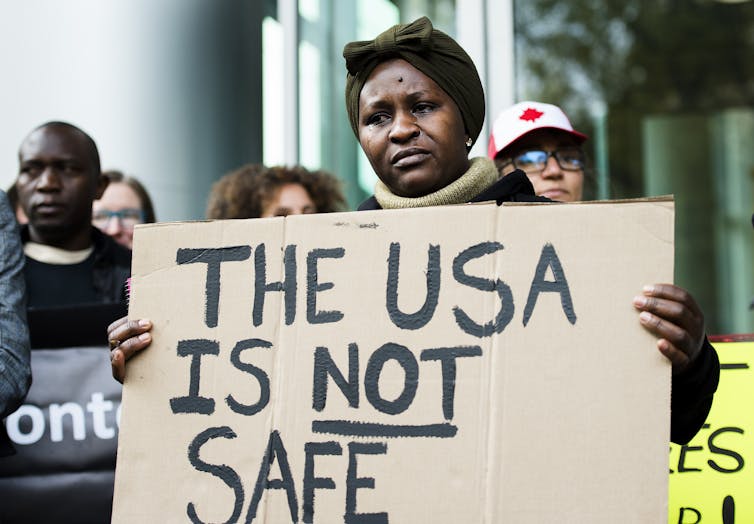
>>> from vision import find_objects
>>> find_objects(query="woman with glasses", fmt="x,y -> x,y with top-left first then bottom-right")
92,170 -> 156,249
488,101 -> 587,202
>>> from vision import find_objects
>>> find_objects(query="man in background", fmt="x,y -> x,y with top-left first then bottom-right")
0,121 -> 130,523
15,122 -> 130,309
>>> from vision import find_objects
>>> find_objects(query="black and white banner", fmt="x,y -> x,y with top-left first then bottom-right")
0,304 -> 124,524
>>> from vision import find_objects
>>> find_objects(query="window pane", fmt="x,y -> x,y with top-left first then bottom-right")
263,15 -> 285,167
514,0 -> 754,334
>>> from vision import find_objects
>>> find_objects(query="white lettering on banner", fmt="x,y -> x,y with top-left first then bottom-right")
5,405 -> 45,444
50,402 -> 86,442
88,392 -> 116,439
3,392 -> 121,445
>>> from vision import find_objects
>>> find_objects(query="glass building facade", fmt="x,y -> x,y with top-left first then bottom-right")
511,0 -> 754,335
0,0 -> 751,333
260,0 -> 754,335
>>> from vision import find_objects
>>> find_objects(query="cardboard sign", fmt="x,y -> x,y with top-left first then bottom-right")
113,200 -> 674,523
669,339 -> 754,524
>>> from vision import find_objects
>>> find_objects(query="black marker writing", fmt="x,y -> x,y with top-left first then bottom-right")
523,243 -> 576,326
187,426 -> 244,524
254,244 -> 298,327
452,242 -> 514,337
313,344 -> 359,412
177,246 -> 251,328
306,248 -> 345,324
303,441 -> 342,523
345,442 -> 388,524
386,242 -> 440,330
170,339 -> 219,415
226,338 -> 272,417
364,343 -> 418,416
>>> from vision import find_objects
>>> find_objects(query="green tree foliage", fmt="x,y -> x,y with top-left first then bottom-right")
514,0 -> 754,196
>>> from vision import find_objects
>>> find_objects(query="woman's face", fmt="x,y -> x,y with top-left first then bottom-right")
92,182 -> 144,249
261,183 -> 316,217
496,129 -> 585,202
358,58 -> 470,198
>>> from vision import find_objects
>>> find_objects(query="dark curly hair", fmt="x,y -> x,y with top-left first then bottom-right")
206,164 -> 347,219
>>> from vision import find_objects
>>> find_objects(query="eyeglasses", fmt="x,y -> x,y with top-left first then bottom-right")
507,147 -> 585,173
92,209 -> 145,230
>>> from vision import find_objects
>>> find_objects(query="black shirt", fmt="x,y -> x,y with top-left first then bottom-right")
24,252 -> 100,309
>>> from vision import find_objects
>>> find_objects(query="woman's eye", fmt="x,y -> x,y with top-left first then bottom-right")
365,113 -> 389,126
414,102 -> 434,114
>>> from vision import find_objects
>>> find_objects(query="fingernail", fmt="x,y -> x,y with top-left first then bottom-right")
643,285 -> 655,294
139,319 -> 151,327
138,333 -> 151,342
639,311 -> 652,323
633,296 -> 647,307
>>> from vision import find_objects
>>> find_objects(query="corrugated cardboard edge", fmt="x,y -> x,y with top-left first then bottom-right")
496,195 -> 675,206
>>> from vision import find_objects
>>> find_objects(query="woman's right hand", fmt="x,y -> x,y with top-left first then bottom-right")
108,316 -> 153,383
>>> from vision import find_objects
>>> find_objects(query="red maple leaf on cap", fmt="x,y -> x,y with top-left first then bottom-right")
519,107 -> 544,122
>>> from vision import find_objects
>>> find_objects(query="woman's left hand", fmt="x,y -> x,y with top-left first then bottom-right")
633,283 -> 706,374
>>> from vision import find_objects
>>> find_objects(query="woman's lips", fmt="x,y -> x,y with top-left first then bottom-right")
394,152 -> 430,167
541,189 -> 567,200
391,148 -> 430,168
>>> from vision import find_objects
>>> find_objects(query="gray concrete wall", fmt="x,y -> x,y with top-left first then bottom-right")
0,0 -> 263,221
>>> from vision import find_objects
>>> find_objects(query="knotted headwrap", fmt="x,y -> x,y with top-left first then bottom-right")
343,16 -> 485,146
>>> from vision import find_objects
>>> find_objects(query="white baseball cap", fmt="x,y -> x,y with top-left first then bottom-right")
487,101 -> 588,159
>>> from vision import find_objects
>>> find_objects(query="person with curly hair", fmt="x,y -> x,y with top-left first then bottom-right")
205,164 -> 347,219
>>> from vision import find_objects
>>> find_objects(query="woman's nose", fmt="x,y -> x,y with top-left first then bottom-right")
540,155 -> 563,179
104,217 -> 123,234
389,112 -> 420,142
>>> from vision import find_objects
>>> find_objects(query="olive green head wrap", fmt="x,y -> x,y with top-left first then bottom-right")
343,16 -> 485,146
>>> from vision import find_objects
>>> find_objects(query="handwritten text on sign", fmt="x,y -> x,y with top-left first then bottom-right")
171,240 -> 574,523
114,202 -> 673,524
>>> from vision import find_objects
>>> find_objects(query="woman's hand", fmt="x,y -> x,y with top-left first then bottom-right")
633,284 -> 705,374
108,316 -> 153,383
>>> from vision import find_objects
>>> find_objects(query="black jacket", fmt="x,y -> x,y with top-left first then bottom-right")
20,225 -> 131,306
358,169 -> 719,444
2,227 -> 131,522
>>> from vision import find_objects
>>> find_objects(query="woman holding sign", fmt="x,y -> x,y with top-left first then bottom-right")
110,17 -> 718,445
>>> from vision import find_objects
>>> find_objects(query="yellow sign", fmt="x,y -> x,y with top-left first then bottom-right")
669,340 -> 754,524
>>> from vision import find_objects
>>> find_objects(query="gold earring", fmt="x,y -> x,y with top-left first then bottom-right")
465,137 -> 473,148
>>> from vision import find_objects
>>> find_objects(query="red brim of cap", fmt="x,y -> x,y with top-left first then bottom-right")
489,126 -> 589,159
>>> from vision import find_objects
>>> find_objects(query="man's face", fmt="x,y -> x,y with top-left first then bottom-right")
17,125 -> 106,245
